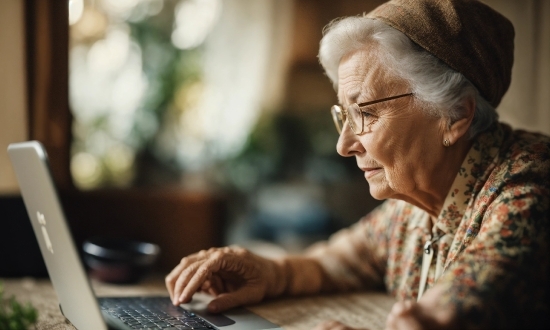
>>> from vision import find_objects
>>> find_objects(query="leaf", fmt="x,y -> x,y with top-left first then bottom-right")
0,282 -> 39,330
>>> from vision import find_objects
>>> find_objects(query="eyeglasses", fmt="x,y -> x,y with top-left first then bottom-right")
331,92 -> 414,135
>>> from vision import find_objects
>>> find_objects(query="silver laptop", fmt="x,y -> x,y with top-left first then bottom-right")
8,141 -> 282,330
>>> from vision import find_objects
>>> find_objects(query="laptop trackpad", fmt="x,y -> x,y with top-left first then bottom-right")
181,294 -> 235,326
193,310 -> 236,326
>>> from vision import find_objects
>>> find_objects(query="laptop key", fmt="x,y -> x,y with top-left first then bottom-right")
185,321 -> 208,329
99,297 -> 218,329
140,322 -> 157,327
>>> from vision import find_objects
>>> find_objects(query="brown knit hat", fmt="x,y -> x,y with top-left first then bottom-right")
366,0 -> 514,107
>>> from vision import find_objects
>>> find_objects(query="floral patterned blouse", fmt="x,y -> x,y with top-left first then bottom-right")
307,122 -> 549,329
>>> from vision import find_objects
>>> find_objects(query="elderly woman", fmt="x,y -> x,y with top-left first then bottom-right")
166,0 -> 549,329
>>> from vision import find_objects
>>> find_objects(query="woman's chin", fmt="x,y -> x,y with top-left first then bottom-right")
367,182 -> 393,201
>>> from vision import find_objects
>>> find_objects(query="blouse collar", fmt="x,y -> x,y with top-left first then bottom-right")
435,123 -> 504,235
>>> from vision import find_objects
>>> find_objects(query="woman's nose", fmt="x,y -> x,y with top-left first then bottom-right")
336,123 -> 364,157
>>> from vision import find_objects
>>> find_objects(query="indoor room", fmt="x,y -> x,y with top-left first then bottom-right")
1,1 -> 548,329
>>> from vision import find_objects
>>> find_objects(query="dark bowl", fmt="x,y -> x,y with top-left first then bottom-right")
82,237 -> 160,284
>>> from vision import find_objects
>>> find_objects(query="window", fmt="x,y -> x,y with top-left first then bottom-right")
69,0 -> 292,189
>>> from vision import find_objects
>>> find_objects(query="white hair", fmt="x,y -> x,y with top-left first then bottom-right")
318,16 -> 497,138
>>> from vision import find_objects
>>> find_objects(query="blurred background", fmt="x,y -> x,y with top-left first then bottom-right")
64,0 -> 384,251
1,0 -> 549,278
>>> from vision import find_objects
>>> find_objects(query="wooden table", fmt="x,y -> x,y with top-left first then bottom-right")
1,276 -> 395,330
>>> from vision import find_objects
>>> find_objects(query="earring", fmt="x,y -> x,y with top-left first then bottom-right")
443,139 -> 450,147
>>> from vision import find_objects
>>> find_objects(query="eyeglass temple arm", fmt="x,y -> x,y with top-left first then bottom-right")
356,92 -> 413,107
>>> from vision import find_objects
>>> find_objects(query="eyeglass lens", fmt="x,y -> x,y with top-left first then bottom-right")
331,106 -> 343,134
347,104 -> 363,134
331,104 -> 364,135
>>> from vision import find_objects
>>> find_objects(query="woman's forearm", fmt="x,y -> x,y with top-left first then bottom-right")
271,256 -> 336,297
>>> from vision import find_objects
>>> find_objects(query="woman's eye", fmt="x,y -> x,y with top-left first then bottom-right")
361,107 -> 376,117
361,107 -> 379,127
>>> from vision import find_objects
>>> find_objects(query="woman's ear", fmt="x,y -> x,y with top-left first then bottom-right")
446,97 -> 475,144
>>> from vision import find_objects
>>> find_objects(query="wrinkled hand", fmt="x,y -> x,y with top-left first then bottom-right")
385,298 -> 457,330
311,302 -> 425,330
165,246 -> 284,313
385,301 -> 423,330
312,320 -> 369,330
385,282 -> 460,330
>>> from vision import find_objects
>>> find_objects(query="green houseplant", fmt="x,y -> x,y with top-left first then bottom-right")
0,282 -> 38,330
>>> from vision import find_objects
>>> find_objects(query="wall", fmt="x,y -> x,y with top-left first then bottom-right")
0,0 -> 28,194
485,0 -> 550,135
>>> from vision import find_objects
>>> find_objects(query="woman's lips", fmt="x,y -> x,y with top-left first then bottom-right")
362,167 -> 383,179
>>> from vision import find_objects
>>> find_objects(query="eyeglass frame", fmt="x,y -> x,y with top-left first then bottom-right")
331,92 -> 414,135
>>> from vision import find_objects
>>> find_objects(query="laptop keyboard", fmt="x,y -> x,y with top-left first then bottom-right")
99,296 -> 217,329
